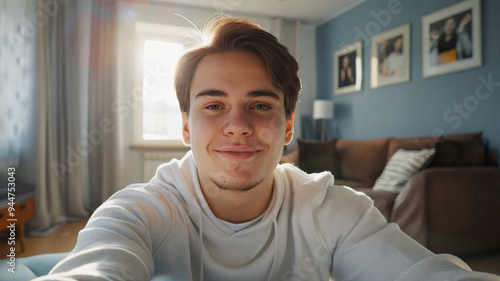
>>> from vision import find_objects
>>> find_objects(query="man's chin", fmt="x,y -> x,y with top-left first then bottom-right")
210,176 -> 262,193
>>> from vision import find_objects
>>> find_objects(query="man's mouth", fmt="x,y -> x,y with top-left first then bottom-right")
214,148 -> 262,160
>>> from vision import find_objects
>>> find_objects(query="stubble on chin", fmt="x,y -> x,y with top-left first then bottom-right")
207,159 -> 262,192
209,175 -> 262,193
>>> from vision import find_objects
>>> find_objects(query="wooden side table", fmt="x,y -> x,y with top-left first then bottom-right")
0,189 -> 35,253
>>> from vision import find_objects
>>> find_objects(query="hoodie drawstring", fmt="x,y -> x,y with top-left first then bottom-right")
266,216 -> 279,281
199,210 -> 204,281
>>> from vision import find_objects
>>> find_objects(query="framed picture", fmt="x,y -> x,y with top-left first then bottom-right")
370,23 -> 410,88
334,41 -> 362,95
422,0 -> 481,78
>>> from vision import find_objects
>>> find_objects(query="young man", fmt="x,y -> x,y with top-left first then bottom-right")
36,17 -> 499,281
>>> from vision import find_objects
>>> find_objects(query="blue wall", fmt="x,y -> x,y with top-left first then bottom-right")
316,0 -> 499,153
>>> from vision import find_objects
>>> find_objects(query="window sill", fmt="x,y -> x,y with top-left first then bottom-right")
129,145 -> 190,151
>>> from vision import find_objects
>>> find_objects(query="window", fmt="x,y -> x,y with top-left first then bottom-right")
142,40 -> 184,141
134,22 -> 189,146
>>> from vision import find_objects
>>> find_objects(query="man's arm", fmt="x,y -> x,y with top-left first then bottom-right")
456,28 -> 473,59
429,30 -> 440,66
456,13 -> 473,59
32,184 -> 173,281
325,185 -> 500,281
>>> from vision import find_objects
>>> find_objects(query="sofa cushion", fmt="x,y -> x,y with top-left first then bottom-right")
297,139 -> 339,175
387,132 -> 483,159
335,138 -> 390,186
373,148 -> 436,193
485,147 -> 499,166
430,139 -> 485,167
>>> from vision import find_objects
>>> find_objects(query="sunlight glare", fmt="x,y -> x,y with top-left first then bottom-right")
142,40 -> 184,141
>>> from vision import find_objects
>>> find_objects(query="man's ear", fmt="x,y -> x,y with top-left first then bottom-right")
284,112 -> 294,145
181,112 -> 191,145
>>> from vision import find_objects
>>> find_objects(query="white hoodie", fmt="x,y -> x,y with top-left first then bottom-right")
37,152 -> 500,281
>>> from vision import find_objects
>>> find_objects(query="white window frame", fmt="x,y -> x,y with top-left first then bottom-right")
133,22 -> 190,146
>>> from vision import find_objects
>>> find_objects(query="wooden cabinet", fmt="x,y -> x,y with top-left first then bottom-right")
0,197 -> 35,252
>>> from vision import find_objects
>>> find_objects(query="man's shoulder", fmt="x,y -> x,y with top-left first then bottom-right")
107,182 -> 186,214
276,163 -> 333,189
276,165 -> 379,250
276,163 -> 371,212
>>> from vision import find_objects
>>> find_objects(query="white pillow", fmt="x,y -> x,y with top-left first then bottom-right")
373,148 -> 436,193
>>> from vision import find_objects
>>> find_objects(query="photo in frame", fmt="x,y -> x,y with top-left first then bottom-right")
334,41 -> 362,95
370,23 -> 410,89
422,0 -> 481,78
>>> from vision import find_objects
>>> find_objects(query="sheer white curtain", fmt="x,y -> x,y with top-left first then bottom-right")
30,0 -> 122,231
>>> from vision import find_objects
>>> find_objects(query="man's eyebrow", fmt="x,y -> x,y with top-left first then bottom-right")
248,90 -> 281,100
195,89 -> 227,98
194,89 -> 281,100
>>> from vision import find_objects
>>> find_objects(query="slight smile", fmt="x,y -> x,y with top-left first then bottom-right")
214,149 -> 262,160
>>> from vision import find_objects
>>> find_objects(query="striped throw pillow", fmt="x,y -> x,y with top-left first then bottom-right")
373,148 -> 436,193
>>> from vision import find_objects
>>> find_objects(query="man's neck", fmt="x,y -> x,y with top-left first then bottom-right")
201,177 -> 274,223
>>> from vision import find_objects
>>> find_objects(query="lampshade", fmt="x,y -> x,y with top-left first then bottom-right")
313,100 -> 334,120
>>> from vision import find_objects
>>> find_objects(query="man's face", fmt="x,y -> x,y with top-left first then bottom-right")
182,51 -> 294,193
342,56 -> 349,68
444,18 -> 456,35
394,38 -> 403,52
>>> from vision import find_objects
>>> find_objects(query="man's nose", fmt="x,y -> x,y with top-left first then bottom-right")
223,108 -> 254,137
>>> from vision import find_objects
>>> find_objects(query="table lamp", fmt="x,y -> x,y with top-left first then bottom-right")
313,99 -> 333,141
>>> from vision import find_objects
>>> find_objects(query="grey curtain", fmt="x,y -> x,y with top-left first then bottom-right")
30,0 -> 122,231
88,0 -> 123,211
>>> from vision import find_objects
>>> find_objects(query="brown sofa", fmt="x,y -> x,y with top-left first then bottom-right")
282,132 -> 500,258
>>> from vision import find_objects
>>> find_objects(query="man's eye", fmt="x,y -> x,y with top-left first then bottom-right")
206,104 -> 223,110
253,104 -> 271,110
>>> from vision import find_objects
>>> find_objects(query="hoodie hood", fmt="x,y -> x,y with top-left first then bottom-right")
149,151 -> 286,236
148,151 -> 335,281
149,151 -> 293,280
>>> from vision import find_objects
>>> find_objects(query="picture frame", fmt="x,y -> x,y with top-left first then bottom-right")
370,23 -> 410,89
334,41 -> 362,95
422,0 -> 481,78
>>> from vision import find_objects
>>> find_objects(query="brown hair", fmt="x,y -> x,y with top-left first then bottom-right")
174,16 -> 301,118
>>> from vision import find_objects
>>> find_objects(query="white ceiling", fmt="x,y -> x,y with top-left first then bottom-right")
155,0 -> 365,25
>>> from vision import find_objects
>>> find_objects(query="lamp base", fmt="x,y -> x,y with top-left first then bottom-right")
320,119 -> 330,142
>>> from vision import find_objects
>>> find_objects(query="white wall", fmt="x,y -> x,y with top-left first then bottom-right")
0,0 -> 39,185
268,18 -> 317,148
296,22 -> 317,144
